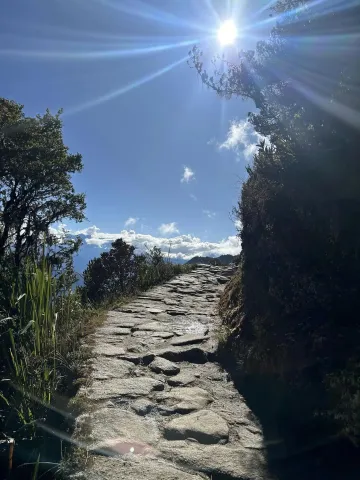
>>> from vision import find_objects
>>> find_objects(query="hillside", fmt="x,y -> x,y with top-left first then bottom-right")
186,254 -> 236,265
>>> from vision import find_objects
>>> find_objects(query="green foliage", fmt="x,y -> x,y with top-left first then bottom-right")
0,98 -> 89,466
0,256 -> 86,429
83,238 -> 138,303
0,98 -> 86,266
194,0 -> 360,441
83,240 -> 193,304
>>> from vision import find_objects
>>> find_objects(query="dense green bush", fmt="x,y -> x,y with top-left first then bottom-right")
83,240 -> 193,305
192,0 -> 360,442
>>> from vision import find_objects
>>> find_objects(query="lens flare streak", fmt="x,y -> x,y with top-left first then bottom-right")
65,55 -> 188,115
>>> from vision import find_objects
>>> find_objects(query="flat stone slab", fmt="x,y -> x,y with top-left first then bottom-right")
163,299 -> 179,306
170,334 -> 209,347
88,408 -> 159,451
87,457 -> 205,480
87,377 -> 164,400
156,387 -> 213,414
164,410 -> 229,444
147,308 -> 163,314
149,357 -> 180,376
96,326 -> 131,336
93,344 -> 126,357
151,331 -> 174,339
132,322 -> 164,332
91,358 -> 134,380
167,372 -> 196,387
160,442 -> 267,480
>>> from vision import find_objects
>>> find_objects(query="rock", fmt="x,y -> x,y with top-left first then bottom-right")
91,358 -> 134,380
87,377 -> 164,400
88,408 -> 159,451
163,299 -> 179,306
165,308 -> 188,316
156,345 -> 212,363
159,442 -> 267,480
93,344 -> 126,357
151,331 -> 174,339
132,322 -> 164,332
118,352 -> 155,365
147,308 -> 163,314
167,372 -> 196,387
170,334 -> 209,347
131,331 -> 149,337
87,457 -> 205,480
155,387 -> 213,413
217,276 -> 229,284
164,410 -> 229,444
149,357 -> 180,376
132,398 -> 155,416
96,326 -> 132,336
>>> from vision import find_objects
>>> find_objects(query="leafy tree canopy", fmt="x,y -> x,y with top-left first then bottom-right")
0,98 -> 86,266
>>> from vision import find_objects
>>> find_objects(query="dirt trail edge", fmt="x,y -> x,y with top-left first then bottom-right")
73,265 -> 269,480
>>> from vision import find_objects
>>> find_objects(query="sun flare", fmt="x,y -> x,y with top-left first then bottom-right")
217,19 -> 237,46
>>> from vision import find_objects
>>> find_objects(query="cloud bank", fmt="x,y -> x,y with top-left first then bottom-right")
71,225 -> 240,260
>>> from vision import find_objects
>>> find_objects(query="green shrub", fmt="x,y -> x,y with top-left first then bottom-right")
83,241 -> 193,305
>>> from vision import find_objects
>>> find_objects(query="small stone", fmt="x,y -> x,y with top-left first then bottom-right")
164,410 -> 229,444
148,308 -> 163,314
132,398 -> 155,416
149,357 -> 180,376
217,276 -> 229,284
167,372 -> 196,387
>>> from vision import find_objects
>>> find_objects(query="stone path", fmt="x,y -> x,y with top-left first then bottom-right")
74,265 -> 269,480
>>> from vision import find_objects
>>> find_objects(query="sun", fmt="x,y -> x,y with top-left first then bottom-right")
217,19 -> 237,46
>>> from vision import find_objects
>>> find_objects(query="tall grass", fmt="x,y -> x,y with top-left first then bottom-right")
1,256 -> 86,430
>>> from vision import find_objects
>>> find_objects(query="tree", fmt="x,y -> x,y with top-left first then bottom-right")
83,239 -> 138,303
191,0 -> 360,440
0,98 -> 86,266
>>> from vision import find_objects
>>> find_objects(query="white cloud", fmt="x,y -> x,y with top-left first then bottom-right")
203,210 -> 216,219
124,217 -> 138,227
158,222 -> 179,235
189,194 -> 197,201
219,119 -> 264,161
181,166 -> 195,183
61,224 -> 241,260
234,219 -> 242,230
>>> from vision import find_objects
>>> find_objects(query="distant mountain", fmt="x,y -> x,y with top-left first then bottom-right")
186,254 -> 236,266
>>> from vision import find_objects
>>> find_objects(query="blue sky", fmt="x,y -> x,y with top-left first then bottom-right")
1,0 -> 271,260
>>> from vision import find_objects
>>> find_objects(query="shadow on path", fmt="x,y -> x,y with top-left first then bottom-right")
218,349 -> 360,480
